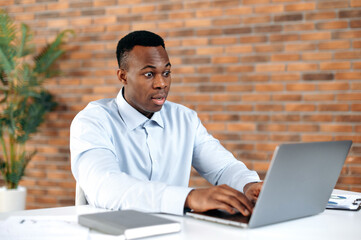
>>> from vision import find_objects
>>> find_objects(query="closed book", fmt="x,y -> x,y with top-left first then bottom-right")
78,210 -> 181,239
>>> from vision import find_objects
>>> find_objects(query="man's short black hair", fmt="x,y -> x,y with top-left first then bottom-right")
116,30 -> 165,69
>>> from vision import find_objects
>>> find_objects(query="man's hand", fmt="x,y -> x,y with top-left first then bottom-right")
243,182 -> 263,204
184,184 -> 254,216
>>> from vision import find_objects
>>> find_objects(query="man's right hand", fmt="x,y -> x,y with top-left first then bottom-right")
184,184 -> 254,216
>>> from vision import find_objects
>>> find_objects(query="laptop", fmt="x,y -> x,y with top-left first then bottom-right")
186,140 -> 353,228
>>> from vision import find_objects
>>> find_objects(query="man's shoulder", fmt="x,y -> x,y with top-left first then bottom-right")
163,100 -> 196,115
75,98 -> 117,120
161,101 -> 199,125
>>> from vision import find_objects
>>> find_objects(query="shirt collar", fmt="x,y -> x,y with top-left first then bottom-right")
116,88 -> 164,130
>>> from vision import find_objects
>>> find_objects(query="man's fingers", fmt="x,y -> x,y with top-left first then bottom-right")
215,194 -> 252,216
216,185 -> 254,213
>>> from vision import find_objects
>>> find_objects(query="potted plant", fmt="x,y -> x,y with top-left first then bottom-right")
0,10 -> 73,212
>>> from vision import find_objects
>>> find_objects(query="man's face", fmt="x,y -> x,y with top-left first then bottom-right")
117,45 -> 171,118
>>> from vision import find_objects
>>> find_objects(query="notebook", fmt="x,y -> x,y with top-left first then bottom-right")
187,140 -> 353,228
78,210 -> 181,239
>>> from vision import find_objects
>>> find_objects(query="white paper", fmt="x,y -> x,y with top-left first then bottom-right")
327,194 -> 361,210
0,215 -> 89,240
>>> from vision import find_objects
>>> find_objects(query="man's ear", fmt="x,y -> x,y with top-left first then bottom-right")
117,69 -> 127,85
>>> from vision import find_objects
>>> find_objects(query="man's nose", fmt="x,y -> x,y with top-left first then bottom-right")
153,75 -> 167,89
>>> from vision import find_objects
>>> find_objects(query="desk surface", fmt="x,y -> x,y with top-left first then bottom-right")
1,189 -> 360,240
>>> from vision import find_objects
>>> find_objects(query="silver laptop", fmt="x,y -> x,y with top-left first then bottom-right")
187,141 -> 352,228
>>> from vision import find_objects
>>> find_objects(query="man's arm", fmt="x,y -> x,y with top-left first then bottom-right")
187,116 -> 263,215
74,148 -> 192,214
70,107 -> 193,215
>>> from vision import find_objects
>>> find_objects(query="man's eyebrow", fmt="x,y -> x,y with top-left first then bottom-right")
141,62 -> 171,71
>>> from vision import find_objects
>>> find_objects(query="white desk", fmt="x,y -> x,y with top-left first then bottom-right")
1,189 -> 360,240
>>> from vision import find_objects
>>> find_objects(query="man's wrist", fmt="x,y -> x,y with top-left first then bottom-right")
243,181 -> 261,193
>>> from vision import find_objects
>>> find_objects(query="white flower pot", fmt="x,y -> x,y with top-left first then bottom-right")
0,186 -> 27,212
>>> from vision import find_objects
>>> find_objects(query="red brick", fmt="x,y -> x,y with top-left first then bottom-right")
334,51 -> 361,59
182,38 -> 209,46
306,12 -> 336,20
286,83 -> 316,91
270,33 -> 299,42
256,104 -> 283,111
185,19 -> 212,28
255,83 -> 284,92
316,21 -> 348,30
271,53 -> 299,61
284,23 -> 315,32
334,30 -> 361,39
288,124 -> 318,132
352,104 -> 361,111
211,37 -> 237,45
256,64 -> 285,72
285,104 -> 316,111
256,143 -> 279,151
243,0 -> 270,4
301,32 -> 331,41
304,94 -> 334,101
335,72 -> 361,80
225,45 -> 253,54
319,40 -> 350,50
240,74 -> 268,82
242,94 -> 271,102
320,62 -> 351,70
254,5 -> 284,14
285,43 -> 316,52
240,36 -> 268,43
258,124 -> 287,132
302,135 -> 334,142
227,104 -> 253,111
196,9 -> 223,17
302,52 -> 333,61
320,125 -> 353,132
351,82 -> 361,90
227,123 -> 256,131
317,1 -> 349,9
197,47 -> 223,55
302,114 -> 333,122
337,93 -> 361,101
212,56 -> 239,64
212,93 -> 241,102
271,73 -> 300,81
210,75 -> 238,83
243,16 -> 271,24
204,123 -> 226,131
351,0 -> 361,7
287,63 -> 318,71
350,20 -> 361,28
225,84 -> 253,92
319,82 -> 349,91
227,65 -> 254,73
285,2 -> 316,11
254,44 -> 283,53
225,6 -> 253,15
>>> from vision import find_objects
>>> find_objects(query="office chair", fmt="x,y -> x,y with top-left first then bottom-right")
75,183 -> 88,205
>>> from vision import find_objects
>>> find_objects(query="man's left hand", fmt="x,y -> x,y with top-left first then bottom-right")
243,182 -> 263,205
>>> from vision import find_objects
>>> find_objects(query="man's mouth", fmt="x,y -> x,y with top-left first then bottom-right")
151,95 -> 166,106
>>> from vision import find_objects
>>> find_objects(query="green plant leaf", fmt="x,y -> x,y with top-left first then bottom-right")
0,10 -> 73,189
16,23 -> 34,58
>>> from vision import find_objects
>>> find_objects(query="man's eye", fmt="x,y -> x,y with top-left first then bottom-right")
163,71 -> 171,77
144,72 -> 153,78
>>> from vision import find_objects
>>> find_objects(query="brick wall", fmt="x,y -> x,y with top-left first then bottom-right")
1,0 -> 361,209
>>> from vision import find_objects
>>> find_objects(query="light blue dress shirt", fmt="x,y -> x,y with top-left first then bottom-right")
70,89 -> 260,215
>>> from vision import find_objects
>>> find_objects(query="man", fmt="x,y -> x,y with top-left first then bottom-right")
70,30 -> 262,216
